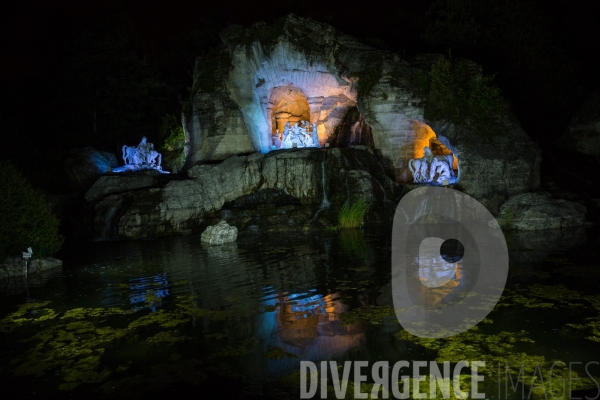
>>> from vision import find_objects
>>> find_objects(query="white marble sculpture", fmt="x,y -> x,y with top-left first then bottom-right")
278,120 -> 320,149
114,137 -> 169,173
408,146 -> 456,184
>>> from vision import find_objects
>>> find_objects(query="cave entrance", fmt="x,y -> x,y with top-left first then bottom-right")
268,85 -> 315,149
397,121 -> 460,184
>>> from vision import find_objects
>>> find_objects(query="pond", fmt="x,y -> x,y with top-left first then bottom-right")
1,227 -> 599,399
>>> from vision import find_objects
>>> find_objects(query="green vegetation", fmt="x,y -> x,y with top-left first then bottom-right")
158,113 -> 186,171
0,161 -> 64,260
413,56 -> 507,131
338,199 -> 371,229
0,293 -> 261,394
339,305 -> 393,326
159,113 -> 185,152
338,229 -> 369,258
356,61 -> 384,98
263,346 -> 298,359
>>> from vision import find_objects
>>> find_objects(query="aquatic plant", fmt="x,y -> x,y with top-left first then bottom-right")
396,322 -> 598,398
263,346 -> 298,359
0,293 -> 262,394
338,228 -> 369,258
0,301 -> 57,332
338,199 -> 371,229
339,305 -> 394,326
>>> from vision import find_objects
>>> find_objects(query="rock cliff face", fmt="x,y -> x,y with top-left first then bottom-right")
85,147 -> 400,240
182,14 -> 540,215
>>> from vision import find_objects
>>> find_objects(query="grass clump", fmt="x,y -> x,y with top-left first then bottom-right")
338,199 -> 371,229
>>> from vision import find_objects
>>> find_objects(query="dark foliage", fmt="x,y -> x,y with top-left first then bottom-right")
0,161 -> 64,260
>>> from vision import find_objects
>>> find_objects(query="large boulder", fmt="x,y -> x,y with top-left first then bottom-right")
497,192 -> 590,230
201,221 -> 238,244
554,87 -> 600,156
64,147 -> 119,191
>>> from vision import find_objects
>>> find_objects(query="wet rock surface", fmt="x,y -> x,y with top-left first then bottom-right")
497,191 -> 590,230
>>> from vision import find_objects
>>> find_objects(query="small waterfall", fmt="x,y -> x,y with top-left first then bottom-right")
313,160 -> 330,220
372,176 -> 388,201
101,198 -> 123,240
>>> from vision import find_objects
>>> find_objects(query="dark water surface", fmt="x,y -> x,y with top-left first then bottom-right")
1,227 -> 600,399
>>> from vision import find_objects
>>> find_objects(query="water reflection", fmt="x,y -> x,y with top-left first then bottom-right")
1,227 -> 598,396
127,272 -> 169,311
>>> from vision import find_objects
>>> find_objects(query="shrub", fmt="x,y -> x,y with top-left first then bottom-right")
0,161 -> 64,261
338,199 -> 371,229
159,113 -> 185,152
414,56 -> 507,131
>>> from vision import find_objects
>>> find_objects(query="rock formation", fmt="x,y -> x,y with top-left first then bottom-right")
182,14 -> 540,215
78,14 -> 561,238
64,147 -> 119,191
84,147 -> 400,240
497,192 -> 590,230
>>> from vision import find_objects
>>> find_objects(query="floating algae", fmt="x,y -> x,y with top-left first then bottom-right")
0,301 -> 57,332
263,346 -> 298,359
146,331 -> 189,346
396,326 -> 598,399
0,293 -> 262,394
339,305 -> 394,326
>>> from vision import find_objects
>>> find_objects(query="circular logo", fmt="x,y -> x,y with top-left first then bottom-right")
391,186 -> 508,338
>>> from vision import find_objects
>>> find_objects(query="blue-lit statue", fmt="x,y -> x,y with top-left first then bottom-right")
114,137 -> 168,173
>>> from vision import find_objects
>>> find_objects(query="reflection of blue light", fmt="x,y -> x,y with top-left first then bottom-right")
287,289 -> 326,316
128,273 -> 169,310
260,286 -> 277,307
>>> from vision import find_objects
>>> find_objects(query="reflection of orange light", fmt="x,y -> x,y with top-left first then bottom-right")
421,263 -> 462,306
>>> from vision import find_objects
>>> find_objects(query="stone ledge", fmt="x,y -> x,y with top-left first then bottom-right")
0,257 -> 62,280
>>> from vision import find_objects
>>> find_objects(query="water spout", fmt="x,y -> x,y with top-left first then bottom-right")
101,198 -> 123,240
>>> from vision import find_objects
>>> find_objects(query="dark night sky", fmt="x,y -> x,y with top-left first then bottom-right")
1,0 -> 598,149
0,0 -> 432,85
2,0 -> 597,90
